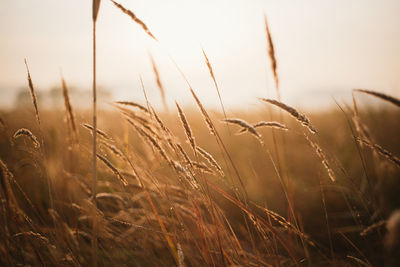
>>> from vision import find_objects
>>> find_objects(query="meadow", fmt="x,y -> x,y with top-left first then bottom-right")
1,1 -> 400,266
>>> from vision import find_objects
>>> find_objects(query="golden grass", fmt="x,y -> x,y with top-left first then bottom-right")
13,128 -> 40,148
111,0 -> 157,40
260,98 -> 317,134
264,15 -> 279,99
24,59 -> 40,126
1,4 -> 400,266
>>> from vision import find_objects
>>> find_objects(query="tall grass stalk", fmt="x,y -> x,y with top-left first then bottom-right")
92,0 -> 101,266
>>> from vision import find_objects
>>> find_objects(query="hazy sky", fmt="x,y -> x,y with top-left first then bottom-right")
1,0 -> 399,110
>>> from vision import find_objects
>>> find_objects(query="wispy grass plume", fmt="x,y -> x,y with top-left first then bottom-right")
353,89 -> 400,108
24,59 -> 40,126
176,102 -> 196,154
305,135 -> 336,182
196,146 -> 224,176
111,0 -> 157,40
149,53 -> 168,112
82,123 -> 112,141
264,15 -> 279,99
222,118 -> 261,140
13,128 -> 40,148
201,48 -> 229,125
61,76 -> 78,141
357,138 -> 400,168
260,98 -> 317,134
238,121 -> 288,134
96,153 -> 128,186
114,101 -> 149,113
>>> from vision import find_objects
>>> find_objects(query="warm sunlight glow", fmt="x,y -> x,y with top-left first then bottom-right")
1,0 -> 399,110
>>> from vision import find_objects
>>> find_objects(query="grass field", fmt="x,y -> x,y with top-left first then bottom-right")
1,1 -> 400,266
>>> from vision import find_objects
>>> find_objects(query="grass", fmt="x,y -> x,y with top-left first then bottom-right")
1,103 -> 400,266
1,1 -> 400,266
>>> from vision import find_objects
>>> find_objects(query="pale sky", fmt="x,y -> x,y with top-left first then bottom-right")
1,0 -> 399,110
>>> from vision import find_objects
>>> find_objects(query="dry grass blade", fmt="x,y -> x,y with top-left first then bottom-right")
127,119 -> 170,164
176,144 -> 193,167
96,192 -> 124,203
82,123 -> 112,141
92,0 -> 101,22
201,48 -> 228,123
196,146 -> 224,176
172,161 -> 199,188
189,88 -> 216,136
306,135 -> 336,182
101,141 -> 124,159
346,255 -> 371,267
91,3 -> 100,263
24,59 -> 41,126
150,106 -> 171,135
13,231 -> 50,245
238,121 -> 288,134
177,243 -> 185,267
360,220 -> 385,236
349,94 -> 372,141
149,53 -> 168,111
13,128 -> 40,148
176,102 -> 196,154
256,204 -> 315,247
96,153 -> 128,186
260,98 -> 317,134
192,161 -> 214,174
357,138 -> 400,168
205,178 -> 300,266
139,75 -> 152,114
111,0 -> 157,40
222,118 -> 261,139
354,89 -> 400,108
0,115 -> 5,130
264,15 -> 279,99
116,105 -> 151,126
254,121 -> 288,130
0,159 -> 13,179
61,76 -> 78,140
114,101 -> 149,113
0,158 -> 18,206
